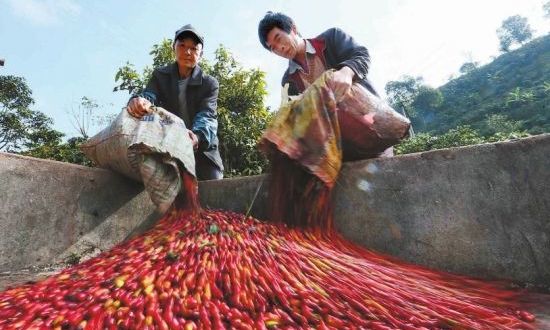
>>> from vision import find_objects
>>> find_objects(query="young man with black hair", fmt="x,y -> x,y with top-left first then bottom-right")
258,12 -> 394,158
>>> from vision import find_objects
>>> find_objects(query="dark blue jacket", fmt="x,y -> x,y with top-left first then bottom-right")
135,63 -> 223,171
282,28 -> 378,97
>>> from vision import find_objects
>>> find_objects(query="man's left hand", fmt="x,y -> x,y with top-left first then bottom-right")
331,66 -> 355,100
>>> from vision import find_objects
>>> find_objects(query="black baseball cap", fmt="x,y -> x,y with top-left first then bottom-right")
174,24 -> 204,46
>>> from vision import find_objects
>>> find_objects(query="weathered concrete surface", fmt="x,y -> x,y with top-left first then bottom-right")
1,134 -> 549,286
0,153 -> 161,273
336,135 -> 550,284
0,269 -> 60,291
200,134 -> 550,285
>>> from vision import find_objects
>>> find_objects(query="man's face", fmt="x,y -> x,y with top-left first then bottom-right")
266,27 -> 301,60
174,37 -> 202,70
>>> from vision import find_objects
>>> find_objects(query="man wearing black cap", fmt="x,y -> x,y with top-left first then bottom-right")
127,24 -> 223,180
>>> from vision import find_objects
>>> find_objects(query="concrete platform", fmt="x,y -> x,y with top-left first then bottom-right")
1,134 -> 549,286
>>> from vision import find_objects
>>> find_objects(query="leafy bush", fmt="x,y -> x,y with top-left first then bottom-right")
395,125 -> 530,155
22,137 -> 92,166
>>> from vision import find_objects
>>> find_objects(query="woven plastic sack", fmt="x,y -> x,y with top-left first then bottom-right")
334,81 -> 411,160
80,107 -> 195,212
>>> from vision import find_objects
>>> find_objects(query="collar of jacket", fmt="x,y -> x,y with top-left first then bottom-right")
288,37 -> 327,93
288,39 -> 318,74
158,62 -> 204,86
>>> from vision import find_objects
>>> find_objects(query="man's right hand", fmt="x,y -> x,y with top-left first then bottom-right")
127,97 -> 152,118
187,130 -> 199,151
330,66 -> 355,101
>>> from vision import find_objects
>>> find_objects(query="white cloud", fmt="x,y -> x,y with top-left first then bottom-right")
7,0 -> 80,26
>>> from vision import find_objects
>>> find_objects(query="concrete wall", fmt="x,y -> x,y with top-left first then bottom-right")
1,134 -> 549,285
0,153 -> 160,272
200,134 -> 550,285
336,134 -> 550,284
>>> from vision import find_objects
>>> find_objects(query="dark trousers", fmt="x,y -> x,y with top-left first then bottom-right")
195,152 -> 223,181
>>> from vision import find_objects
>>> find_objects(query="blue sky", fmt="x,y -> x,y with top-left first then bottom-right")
1,0 -> 549,137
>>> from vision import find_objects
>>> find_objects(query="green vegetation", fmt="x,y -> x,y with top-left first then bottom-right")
0,76 -> 63,153
395,126 -> 529,155
389,26 -> 549,155
3,40 -> 273,175
497,15 -> 533,52
21,136 -> 92,166
3,10 -> 549,172
201,47 -> 272,177
428,34 -> 550,135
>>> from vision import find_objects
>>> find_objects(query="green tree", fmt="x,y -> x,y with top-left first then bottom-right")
384,76 -> 424,117
506,87 -> 523,105
497,15 -> 533,52
113,62 -> 148,96
484,114 -> 523,135
113,41 -> 271,177
431,126 -> 484,149
396,124 -> 530,155
200,47 -> 271,177
0,75 -> 94,166
0,75 -> 63,152
412,86 -> 443,113
395,126 -> 483,155
409,85 -> 443,131
22,136 -> 93,167
459,61 -> 479,75
394,132 -> 435,154
113,39 -> 175,95
505,87 -> 535,106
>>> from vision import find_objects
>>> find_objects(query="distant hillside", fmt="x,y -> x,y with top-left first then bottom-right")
413,34 -> 550,134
